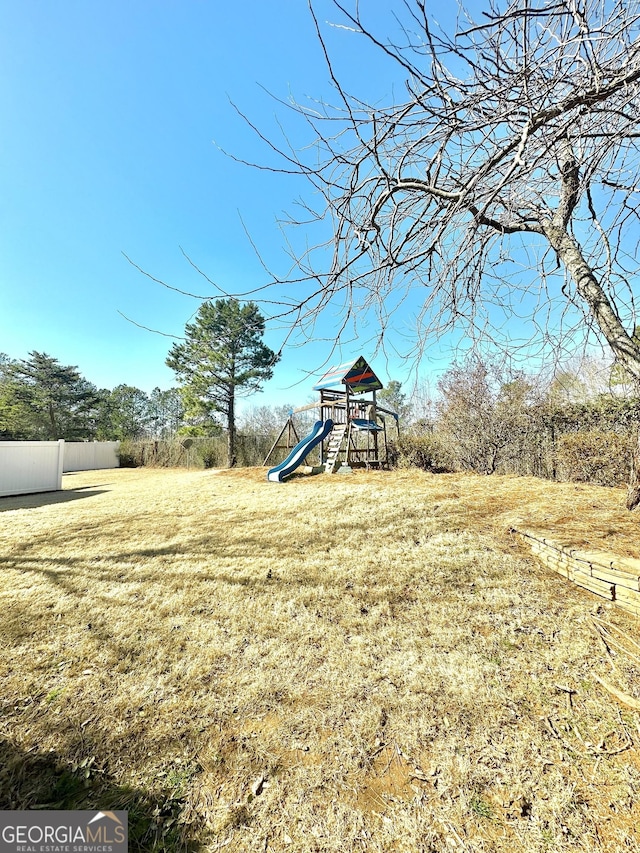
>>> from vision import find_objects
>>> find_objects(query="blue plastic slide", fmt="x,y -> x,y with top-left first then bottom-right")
267,419 -> 334,482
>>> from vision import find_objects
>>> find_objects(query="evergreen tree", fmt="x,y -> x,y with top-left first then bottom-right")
100,385 -> 152,440
378,380 -> 412,423
166,299 -> 279,466
0,352 -> 99,440
0,354 -> 27,439
148,387 -> 184,438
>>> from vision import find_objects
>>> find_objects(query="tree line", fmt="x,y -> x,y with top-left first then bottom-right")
0,351 -> 183,442
0,299 -> 279,468
0,347 -> 280,451
3,344 -> 638,490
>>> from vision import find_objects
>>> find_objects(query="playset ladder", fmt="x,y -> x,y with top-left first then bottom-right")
324,423 -> 348,473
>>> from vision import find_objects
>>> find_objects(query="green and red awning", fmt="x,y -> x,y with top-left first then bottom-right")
313,356 -> 383,394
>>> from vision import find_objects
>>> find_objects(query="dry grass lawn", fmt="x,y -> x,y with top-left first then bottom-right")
1,467 -> 640,852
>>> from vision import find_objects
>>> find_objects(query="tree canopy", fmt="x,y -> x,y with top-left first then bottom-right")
378,379 -> 412,422
236,0 -> 640,384
0,352 -> 100,440
0,352 -> 184,442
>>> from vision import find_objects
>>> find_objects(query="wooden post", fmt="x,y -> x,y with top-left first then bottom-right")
320,390 -> 327,465
382,418 -> 388,467
345,384 -> 351,465
262,416 -> 300,467
372,390 -> 379,464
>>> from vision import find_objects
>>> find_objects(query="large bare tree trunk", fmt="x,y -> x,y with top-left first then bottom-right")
627,431 -> 640,511
546,226 -> 640,509
227,394 -> 236,468
544,225 -> 640,385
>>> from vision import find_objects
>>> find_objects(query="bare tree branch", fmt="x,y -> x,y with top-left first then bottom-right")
225,0 -> 640,385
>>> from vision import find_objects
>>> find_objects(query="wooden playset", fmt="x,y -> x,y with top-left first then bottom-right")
265,356 -> 399,481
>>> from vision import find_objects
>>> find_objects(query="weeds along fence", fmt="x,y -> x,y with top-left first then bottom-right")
406,427 -> 636,486
118,433 -> 278,469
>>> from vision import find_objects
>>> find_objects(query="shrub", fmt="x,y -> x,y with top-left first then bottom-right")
392,432 -> 454,472
195,438 -> 226,469
115,433 -> 274,469
117,438 -> 203,468
555,430 -> 633,487
117,439 -> 140,468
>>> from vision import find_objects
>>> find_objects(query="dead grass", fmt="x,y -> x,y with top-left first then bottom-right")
1,467 -> 640,851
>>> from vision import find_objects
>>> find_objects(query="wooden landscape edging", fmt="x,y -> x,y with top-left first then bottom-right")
515,529 -> 640,618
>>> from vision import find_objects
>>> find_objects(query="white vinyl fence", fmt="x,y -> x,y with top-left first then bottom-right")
63,441 -> 120,472
0,440 -> 65,497
0,440 -> 120,497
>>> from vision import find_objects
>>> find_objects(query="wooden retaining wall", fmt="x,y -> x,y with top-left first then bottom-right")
516,529 -> 640,619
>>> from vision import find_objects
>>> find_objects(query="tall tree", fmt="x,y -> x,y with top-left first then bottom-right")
166,299 -> 279,466
100,385 -> 152,440
148,387 -> 184,438
237,0 -> 640,505
0,353 -> 13,379
1,352 -> 99,440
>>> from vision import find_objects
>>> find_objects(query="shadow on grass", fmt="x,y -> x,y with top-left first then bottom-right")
0,739 -> 202,852
0,489 -> 109,512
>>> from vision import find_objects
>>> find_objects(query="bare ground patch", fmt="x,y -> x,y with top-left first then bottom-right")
1,467 -> 639,851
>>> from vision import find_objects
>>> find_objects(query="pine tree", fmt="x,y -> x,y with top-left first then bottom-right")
166,299 -> 279,467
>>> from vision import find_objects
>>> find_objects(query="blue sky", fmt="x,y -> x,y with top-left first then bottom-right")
1,1 -> 475,409
1,1 -> 609,410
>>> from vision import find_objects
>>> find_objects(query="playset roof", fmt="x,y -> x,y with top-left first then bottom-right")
313,356 -> 383,394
